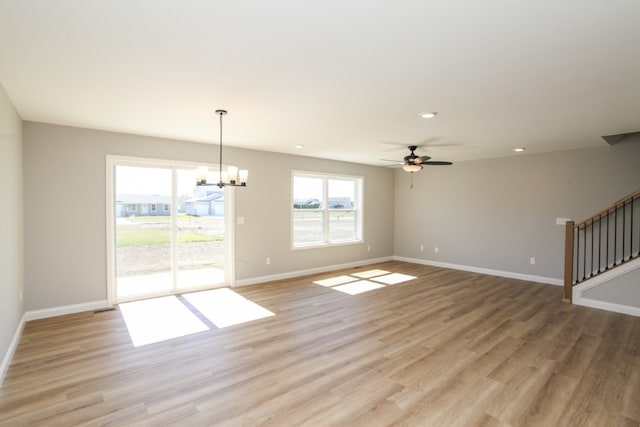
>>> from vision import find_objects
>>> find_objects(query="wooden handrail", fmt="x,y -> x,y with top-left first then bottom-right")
575,188 -> 640,227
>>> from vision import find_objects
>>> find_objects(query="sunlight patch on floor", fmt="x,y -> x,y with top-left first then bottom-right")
351,269 -> 390,279
331,280 -> 386,295
184,288 -> 275,328
313,269 -> 417,295
120,296 -> 209,347
371,273 -> 416,285
313,275 -> 359,287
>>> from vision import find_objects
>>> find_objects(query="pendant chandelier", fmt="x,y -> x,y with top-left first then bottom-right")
196,109 -> 248,188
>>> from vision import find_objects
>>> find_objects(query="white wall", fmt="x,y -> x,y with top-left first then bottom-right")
0,83 -> 24,373
23,122 -> 395,311
394,140 -> 640,281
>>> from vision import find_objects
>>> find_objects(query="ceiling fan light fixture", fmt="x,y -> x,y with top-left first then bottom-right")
402,164 -> 423,173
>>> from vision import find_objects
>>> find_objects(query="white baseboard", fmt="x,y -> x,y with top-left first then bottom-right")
1,312 -> 26,387
25,300 -> 111,321
233,256 -> 394,287
572,297 -> 640,317
393,256 -> 563,286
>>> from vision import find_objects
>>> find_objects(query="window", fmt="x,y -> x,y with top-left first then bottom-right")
292,171 -> 363,248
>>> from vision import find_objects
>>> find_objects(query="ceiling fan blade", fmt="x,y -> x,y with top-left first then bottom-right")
380,159 -> 404,164
415,155 -> 431,163
422,161 -> 453,165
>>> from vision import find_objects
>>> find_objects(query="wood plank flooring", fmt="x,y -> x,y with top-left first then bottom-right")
1,261 -> 639,426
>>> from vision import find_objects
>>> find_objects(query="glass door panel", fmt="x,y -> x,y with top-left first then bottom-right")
176,169 -> 225,290
115,165 -> 173,299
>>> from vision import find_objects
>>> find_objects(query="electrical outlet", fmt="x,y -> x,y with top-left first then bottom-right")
19,290 -> 23,302
367,245 -> 371,252
266,257 -> 271,265
420,245 -> 424,251
434,247 -> 439,254
530,257 -> 536,265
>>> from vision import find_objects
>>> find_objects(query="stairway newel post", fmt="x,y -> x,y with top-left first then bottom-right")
563,221 -> 575,303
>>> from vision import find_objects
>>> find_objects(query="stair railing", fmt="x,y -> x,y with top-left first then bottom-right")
563,189 -> 640,302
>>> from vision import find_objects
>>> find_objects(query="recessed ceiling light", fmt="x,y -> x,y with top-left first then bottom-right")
420,112 -> 437,119
294,144 -> 304,149
514,147 -> 525,152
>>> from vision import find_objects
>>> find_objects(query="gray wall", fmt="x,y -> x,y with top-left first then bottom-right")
583,267 -> 640,308
17,121 -> 640,314
23,122 -> 394,311
0,83 -> 24,365
394,140 -> 640,280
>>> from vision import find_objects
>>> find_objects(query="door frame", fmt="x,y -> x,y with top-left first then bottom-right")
105,155 -> 235,305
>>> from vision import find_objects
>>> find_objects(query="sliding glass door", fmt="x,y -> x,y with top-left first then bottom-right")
108,157 -> 230,303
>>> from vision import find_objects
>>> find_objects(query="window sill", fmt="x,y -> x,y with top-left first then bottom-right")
292,239 -> 363,251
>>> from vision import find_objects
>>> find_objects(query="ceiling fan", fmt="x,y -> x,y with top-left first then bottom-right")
382,145 -> 453,172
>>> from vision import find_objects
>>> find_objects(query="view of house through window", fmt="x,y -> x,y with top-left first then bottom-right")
112,161 -> 226,301
292,171 -> 362,248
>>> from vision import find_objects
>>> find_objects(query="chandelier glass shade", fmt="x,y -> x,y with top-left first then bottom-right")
196,109 -> 248,188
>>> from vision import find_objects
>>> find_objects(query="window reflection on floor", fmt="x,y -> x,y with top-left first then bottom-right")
183,288 -> 275,328
313,269 -> 417,295
119,288 -> 275,346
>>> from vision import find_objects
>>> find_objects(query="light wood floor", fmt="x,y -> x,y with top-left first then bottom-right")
1,261 -> 639,426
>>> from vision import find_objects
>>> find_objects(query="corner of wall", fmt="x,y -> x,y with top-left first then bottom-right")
0,80 -> 25,386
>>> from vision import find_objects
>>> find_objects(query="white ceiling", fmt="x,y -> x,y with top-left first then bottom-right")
1,1 -> 639,165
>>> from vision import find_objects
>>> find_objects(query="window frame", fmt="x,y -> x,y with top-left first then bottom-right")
291,170 -> 363,250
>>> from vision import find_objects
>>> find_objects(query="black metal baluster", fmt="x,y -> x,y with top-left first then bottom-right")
612,208 -> 618,267
573,226 -> 580,283
577,224 -> 581,282
631,199 -> 640,256
598,214 -> 602,273
582,223 -> 587,280
604,209 -> 611,271
591,219 -> 595,277
623,200 -> 627,262
632,196 -> 635,258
